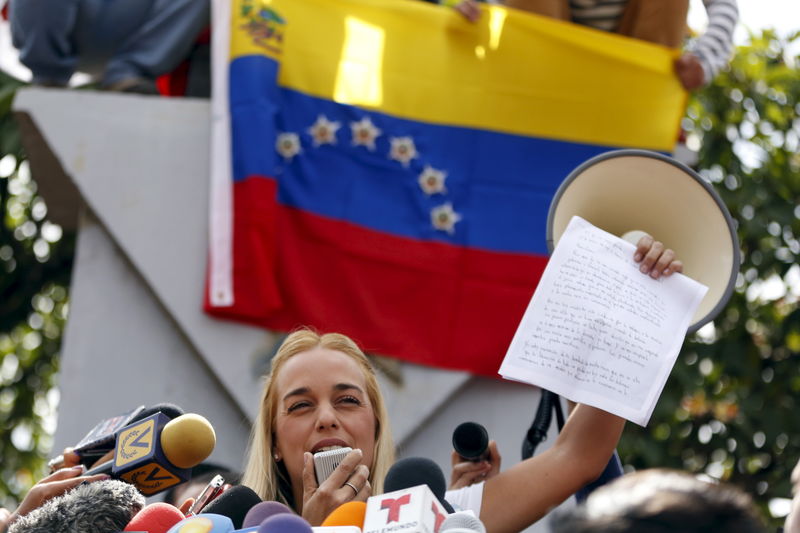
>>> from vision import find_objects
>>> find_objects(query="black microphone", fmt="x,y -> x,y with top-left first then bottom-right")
8,479 -> 144,533
452,422 -> 489,462
384,457 -> 455,513
200,485 -> 262,529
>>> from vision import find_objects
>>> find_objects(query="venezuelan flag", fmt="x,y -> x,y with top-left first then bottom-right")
206,0 -> 685,376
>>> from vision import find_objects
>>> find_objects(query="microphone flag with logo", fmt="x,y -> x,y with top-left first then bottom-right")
362,485 -> 448,533
88,412 -> 216,496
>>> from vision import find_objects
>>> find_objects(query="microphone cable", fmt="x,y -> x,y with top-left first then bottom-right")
521,389 -> 565,460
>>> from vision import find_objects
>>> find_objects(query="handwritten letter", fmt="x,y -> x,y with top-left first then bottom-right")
498,216 -> 708,426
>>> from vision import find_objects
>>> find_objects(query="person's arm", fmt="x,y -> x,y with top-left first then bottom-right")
477,237 -> 679,533
675,0 -> 738,90
479,405 -> 624,533
3,466 -> 110,530
0,507 -> 12,533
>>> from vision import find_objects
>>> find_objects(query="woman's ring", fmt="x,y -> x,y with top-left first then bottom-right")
344,481 -> 359,496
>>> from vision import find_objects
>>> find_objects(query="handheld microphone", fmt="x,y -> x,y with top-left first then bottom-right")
8,479 -> 145,533
242,501 -> 293,528
86,412 -> 216,495
259,513 -> 313,533
383,457 -> 454,513
50,403 -> 185,471
165,513 -> 234,533
439,511 -> 486,533
321,501 -> 367,528
123,502 -> 185,533
201,485 -> 262,529
452,422 -> 489,462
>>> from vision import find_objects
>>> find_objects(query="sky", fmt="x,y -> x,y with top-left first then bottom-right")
0,0 -> 798,82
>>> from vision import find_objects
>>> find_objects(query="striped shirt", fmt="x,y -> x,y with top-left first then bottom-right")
570,0 -> 739,84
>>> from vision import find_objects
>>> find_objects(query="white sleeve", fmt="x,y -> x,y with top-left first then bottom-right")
693,0 -> 739,84
444,481 -> 485,515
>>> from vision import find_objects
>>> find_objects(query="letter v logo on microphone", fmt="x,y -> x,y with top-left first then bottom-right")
380,494 -> 411,522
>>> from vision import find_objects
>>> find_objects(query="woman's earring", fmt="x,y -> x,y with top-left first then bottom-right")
273,452 -> 281,462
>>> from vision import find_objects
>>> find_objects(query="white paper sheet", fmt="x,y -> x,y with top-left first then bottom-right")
498,216 -> 708,426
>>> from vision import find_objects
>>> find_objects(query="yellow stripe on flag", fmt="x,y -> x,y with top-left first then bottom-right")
230,0 -> 685,150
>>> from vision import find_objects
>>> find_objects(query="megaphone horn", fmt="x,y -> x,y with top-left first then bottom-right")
546,149 -> 740,334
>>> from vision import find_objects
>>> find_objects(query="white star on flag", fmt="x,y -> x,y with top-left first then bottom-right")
418,165 -> 448,195
389,136 -> 418,167
350,117 -> 382,151
307,115 -> 341,146
431,203 -> 462,234
276,132 -> 301,160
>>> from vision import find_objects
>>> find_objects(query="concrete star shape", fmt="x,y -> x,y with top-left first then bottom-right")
276,132 -> 301,160
307,115 -> 341,147
430,203 -> 462,234
350,116 -> 382,151
418,165 -> 447,195
389,136 -> 418,167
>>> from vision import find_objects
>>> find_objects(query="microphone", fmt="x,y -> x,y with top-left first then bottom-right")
123,502 -> 185,533
383,457 -> 455,513
242,501 -> 293,528
321,501 -> 366,528
439,511 -> 486,533
364,458 -> 454,533
452,422 -> 489,462
258,513 -> 313,533
50,403 -> 185,471
165,513 -> 234,533
86,412 -> 216,496
201,485 -> 262,529
8,479 -> 145,533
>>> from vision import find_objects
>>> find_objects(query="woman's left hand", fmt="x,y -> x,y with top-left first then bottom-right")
301,449 -> 371,526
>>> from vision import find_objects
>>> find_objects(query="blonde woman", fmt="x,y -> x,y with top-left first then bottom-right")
242,237 -> 682,531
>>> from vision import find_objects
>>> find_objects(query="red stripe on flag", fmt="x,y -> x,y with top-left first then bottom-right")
207,176 -> 548,377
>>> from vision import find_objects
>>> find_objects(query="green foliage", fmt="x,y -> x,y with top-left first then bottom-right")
0,69 -> 75,508
619,30 -> 800,525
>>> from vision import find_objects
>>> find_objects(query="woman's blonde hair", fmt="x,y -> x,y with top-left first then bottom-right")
241,328 -> 394,508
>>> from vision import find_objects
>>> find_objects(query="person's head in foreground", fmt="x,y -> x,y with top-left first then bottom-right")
241,328 -> 394,519
550,468 -> 766,533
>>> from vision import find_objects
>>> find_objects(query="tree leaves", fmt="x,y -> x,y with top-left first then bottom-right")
619,30 -> 800,526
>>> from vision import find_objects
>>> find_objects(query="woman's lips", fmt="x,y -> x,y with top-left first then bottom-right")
311,438 -> 350,453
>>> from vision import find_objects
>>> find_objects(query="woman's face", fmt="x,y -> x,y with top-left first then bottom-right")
272,347 -> 377,496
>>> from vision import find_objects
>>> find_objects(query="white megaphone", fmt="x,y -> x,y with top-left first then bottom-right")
547,149 -> 740,334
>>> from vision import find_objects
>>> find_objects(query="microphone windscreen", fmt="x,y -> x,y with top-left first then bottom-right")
384,457 -> 453,512
242,501 -> 293,528
124,502 -> 184,533
452,422 -> 489,460
201,485 -> 262,528
133,403 -> 185,423
259,513 -> 313,533
321,501 -> 367,527
440,511 -> 487,533
166,513 -> 233,532
8,479 -> 145,533
159,413 -> 216,469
